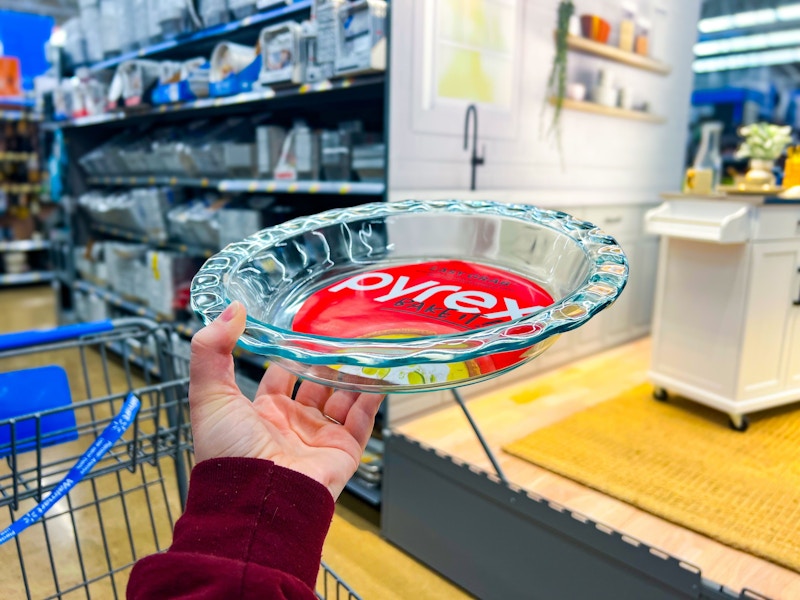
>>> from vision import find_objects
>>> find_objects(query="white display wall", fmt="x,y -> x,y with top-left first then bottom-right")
388,0 -> 701,198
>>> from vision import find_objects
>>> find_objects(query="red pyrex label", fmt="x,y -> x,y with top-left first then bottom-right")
291,261 -> 554,383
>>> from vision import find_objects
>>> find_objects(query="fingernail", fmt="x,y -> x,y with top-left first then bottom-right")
219,301 -> 240,322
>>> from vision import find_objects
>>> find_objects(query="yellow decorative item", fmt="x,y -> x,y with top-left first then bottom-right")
503,384 -> 800,572
783,145 -> 800,189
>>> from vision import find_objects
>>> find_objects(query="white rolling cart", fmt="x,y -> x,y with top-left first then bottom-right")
645,193 -> 800,431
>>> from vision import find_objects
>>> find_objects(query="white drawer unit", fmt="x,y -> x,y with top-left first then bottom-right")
646,198 -> 800,430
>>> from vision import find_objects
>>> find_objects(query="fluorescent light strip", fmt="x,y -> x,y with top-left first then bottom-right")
693,46 -> 800,72
698,3 -> 800,33
694,29 -> 800,56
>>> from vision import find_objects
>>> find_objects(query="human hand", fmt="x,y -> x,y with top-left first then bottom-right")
189,301 -> 385,500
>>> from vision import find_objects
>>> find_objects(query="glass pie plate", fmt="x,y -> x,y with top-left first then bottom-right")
191,199 -> 628,393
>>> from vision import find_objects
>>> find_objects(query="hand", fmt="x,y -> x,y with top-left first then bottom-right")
189,301 -> 385,499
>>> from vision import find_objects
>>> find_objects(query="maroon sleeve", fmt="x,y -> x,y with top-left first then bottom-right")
127,457 -> 335,600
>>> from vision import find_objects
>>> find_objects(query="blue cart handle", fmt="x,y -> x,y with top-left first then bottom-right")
0,320 -> 114,352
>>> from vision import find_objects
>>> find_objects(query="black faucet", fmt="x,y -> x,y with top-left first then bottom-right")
463,104 -> 485,191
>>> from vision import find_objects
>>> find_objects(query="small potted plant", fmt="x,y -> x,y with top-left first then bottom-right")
735,122 -> 793,187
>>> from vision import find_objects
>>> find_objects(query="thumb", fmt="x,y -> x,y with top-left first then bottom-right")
189,301 -> 247,408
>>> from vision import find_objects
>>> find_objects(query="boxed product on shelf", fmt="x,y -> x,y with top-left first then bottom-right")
274,120 -> 320,180
209,41 -> 258,96
79,188 -> 175,242
75,288 -> 110,322
105,242 -> 149,301
144,250 -> 203,318
158,0 -> 202,41
256,125 -> 287,178
186,117 -> 258,178
229,0 -> 257,19
301,0 -> 337,82
258,22 -> 303,86
79,0 -> 104,64
152,57 -> 210,104
219,194 -> 275,247
99,0 -> 125,58
334,0 -> 387,77
199,0 -> 231,27
116,60 -> 162,106
352,142 -> 385,183
74,243 -> 109,287
167,198 -> 225,248
321,130 -> 351,181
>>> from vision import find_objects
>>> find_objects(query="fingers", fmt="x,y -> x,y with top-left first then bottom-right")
343,393 -> 385,449
189,301 -> 247,409
293,378 -> 334,409
257,363 -> 299,398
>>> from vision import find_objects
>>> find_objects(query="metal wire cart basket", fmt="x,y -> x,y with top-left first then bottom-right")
0,318 -> 360,600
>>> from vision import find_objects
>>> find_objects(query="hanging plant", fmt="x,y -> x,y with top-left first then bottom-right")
544,0 -> 574,151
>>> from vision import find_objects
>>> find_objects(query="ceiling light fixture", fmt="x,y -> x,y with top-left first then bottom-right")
698,3 -> 800,33
693,46 -> 800,72
694,29 -> 800,56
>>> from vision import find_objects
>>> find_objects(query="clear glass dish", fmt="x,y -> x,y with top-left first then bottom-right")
191,200 -> 628,392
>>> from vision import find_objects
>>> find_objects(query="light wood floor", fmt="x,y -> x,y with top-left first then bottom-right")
395,338 -> 800,600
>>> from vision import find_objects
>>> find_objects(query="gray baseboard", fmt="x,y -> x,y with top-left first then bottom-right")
381,432 -> 770,600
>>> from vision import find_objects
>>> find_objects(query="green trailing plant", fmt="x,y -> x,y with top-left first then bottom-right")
544,0 -> 574,152
735,122 -> 793,160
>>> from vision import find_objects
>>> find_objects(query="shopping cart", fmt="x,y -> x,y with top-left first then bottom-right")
0,318 -> 361,600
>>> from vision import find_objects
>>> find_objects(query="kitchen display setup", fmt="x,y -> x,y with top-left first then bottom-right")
0,1 -> 799,599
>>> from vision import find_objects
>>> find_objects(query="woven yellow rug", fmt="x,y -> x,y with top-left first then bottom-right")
503,384 -> 800,572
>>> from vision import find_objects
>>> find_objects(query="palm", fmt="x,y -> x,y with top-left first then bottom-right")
192,376 -> 380,498
189,303 -> 383,500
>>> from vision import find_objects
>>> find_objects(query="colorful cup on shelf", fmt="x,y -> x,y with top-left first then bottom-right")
580,15 -> 611,44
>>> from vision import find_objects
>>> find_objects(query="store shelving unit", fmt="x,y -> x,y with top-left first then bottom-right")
88,0 -> 313,73
55,9 -> 390,513
52,75 -> 385,131
89,223 -> 216,257
0,271 -> 55,285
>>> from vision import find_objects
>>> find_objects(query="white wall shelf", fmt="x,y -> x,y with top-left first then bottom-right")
549,97 -> 666,123
564,34 -> 671,75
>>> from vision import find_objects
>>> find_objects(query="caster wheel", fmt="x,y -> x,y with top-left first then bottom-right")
728,414 -> 749,432
653,387 -> 668,402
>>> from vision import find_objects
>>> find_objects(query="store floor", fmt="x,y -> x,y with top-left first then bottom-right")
5,286 -> 798,599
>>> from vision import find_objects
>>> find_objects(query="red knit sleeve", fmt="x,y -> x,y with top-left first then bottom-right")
127,458 -> 335,599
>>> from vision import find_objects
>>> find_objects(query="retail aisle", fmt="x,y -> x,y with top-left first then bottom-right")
0,285 -> 471,600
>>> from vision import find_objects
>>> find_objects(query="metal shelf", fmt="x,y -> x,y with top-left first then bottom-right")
0,152 -> 36,162
0,110 -> 40,123
87,176 -> 218,188
53,74 -> 384,129
89,223 -> 217,258
219,179 -> 386,195
0,183 -> 43,194
89,1 -> 312,73
0,240 -> 50,252
75,279 -> 161,320
88,175 -> 385,196
0,271 -> 54,285
75,280 -> 202,338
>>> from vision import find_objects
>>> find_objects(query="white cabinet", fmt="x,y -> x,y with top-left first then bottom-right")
738,240 -> 800,399
648,200 -> 800,429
